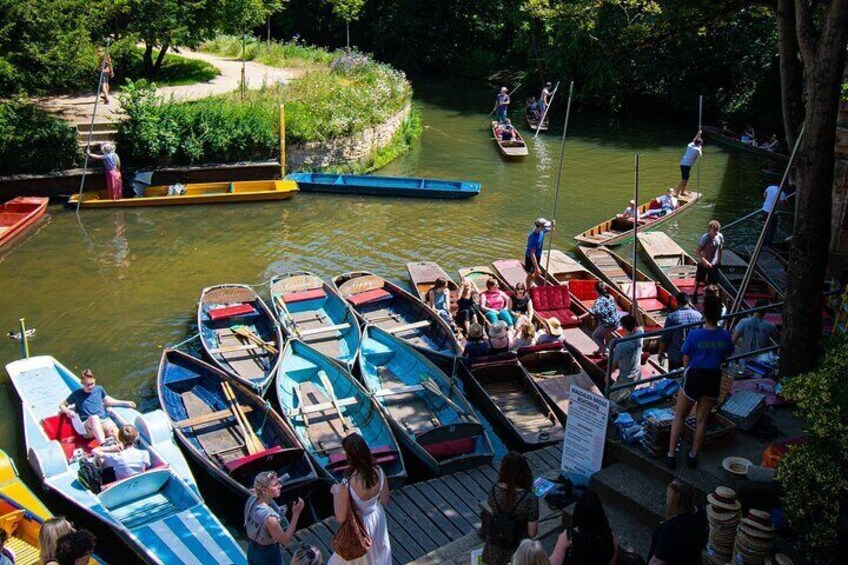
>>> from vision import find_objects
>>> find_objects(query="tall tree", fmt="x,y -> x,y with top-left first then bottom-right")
778,0 -> 848,376
326,0 -> 365,49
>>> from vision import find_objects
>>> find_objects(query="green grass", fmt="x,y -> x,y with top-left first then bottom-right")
200,36 -> 334,69
117,49 -> 219,87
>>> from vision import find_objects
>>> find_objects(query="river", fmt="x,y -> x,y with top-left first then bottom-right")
0,80 -> 781,557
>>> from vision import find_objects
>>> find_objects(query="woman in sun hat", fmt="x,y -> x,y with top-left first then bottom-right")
536,317 -> 564,345
87,143 -> 123,200
647,479 -> 706,565
488,321 -> 511,354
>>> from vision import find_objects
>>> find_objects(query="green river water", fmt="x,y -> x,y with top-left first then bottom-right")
0,81 -> 780,554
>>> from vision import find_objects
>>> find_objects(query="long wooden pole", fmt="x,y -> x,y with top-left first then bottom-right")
697,95 -> 703,194
534,81 -> 560,139
544,81 -> 575,280
631,155 -> 644,326
19,318 -> 29,359
279,104 -> 286,178
75,38 -> 111,215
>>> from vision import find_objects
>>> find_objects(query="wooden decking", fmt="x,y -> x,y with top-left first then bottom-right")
283,446 -> 563,564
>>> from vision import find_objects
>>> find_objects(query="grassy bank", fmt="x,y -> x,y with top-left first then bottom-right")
200,36 -> 335,69
116,49 -> 220,87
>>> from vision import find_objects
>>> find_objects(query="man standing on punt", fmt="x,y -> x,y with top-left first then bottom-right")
675,131 -> 703,197
494,87 -> 511,123
524,217 -> 555,288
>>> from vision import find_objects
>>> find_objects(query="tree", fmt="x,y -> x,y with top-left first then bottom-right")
777,0 -> 848,376
326,0 -> 365,49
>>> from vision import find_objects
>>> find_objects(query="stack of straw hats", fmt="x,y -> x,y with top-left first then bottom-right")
703,486 -> 742,564
732,508 -> 775,564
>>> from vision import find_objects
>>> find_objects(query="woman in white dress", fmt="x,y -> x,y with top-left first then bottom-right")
328,434 -> 392,565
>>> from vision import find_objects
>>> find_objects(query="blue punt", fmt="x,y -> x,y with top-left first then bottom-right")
287,172 -> 481,199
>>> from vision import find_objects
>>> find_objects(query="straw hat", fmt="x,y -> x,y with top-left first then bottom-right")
722,456 -> 752,479
547,317 -> 563,336
741,509 -> 775,533
489,321 -> 509,340
707,486 -> 741,512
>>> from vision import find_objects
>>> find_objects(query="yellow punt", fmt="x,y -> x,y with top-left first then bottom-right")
0,450 -> 99,564
68,179 -> 298,208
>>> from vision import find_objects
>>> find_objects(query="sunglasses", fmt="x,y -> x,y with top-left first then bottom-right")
296,544 -> 318,562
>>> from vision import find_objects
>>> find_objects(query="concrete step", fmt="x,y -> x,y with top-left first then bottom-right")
76,121 -> 116,133
77,129 -> 117,143
589,462 -> 667,529
599,491 -> 655,559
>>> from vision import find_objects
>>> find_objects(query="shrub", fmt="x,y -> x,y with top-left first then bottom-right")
0,100 -> 81,175
200,35 -> 335,68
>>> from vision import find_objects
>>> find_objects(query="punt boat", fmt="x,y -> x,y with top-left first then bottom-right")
276,340 -> 406,489
491,121 -> 529,158
718,250 -> 785,326
491,258 -> 549,288
270,272 -> 361,373
701,126 -> 789,161
69,180 -> 297,208
332,271 -> 462,362
198,284 -> 283,394
158,349 -> 318,499
526,109 -> 549,132
0,197 -> 48,249
286,173 -> 480,199
360,326 -> 494,474
517,345 -> 603,422
738,245 -> 788,295
6,355 -> 245,565
457,353 -> 563,451
539,249 -> 594,284
574,191 -> 700,247
456,265 -> 511,294
406,261 -> 460,317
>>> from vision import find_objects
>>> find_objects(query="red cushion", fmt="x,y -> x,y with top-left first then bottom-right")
671,278 -> 696,290
648,199 -> 662,210
282,288 -> 326,304
637,298 -> 667,312
208,303 -> 257,321
224,446 -> 284,473
421,437 -> 475,460
537,308 -> 580,328
764,313 -> 783,325
41,415 -> 99,460
530,285 -> 571,311
347,288 -> 392,306
568,280 -> 598,301
328,445 -> 397,470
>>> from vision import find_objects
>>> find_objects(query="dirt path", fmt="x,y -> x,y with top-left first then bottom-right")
36,50 -> 305,125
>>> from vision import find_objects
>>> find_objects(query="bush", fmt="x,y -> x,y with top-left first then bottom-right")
0,100 -> 81,175
200,35 -> 335,68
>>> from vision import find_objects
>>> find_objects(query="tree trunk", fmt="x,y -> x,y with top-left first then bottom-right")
346,21 -> 351,50
153,43 -> 170,74
776,0 -> 805,148
780,0 -> 848,377
143,43 -> 155,77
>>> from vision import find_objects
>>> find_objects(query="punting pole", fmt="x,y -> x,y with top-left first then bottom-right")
534,81 -> 560,139
727,123 -> 805,330
631,155 -> 644,326
75,38 -> 111,215
279,104 -> 286,178
544,81 -> 575,280
722,192 -> 796,232
697,95 -> 703,194
487,83 -> 522,119
19,318 -> 30,359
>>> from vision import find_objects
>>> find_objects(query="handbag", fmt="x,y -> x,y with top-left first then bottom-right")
332,483 -> 373,560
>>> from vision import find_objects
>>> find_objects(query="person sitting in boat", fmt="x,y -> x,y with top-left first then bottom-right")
479,278 -> 514,327
488,321 -> 511,354
510,282 -> 535,326
500,120 -> 517,141
761,134 -> 781,152
55,530 -> 97,565
59,369 -> 136,445
616,200 -> 637,220
640,188 -> 678,220
91,424 -> 150,482
536,317 -> 564,345
511,321 -> 538,351
463,323 -> 491,358
527,97 -> 541,121
427,278 -> 457,332
740,126 -> 756,145
456,279 -> 482,335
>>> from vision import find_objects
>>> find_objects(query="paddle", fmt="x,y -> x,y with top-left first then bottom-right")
221,381 -> 262,455
317,371 -> 351,434
231,325 -> 277,355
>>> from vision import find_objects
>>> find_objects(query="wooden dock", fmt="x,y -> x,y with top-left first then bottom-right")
283,446 -> 563,564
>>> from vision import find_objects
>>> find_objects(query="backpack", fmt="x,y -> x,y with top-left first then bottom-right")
78,457 -> 103,494
488,486 -> 529,547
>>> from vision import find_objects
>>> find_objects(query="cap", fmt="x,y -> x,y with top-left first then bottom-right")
500,86 -> 508,92
534,217 -> 552,228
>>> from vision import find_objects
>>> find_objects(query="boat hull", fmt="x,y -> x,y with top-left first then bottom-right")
287,173 -> 480,199
69,180 -> 297,208
0,196 -> 48,248
491,122 -> 529,158
518,348 -> 603,423
702,126 -> 788,161
406,261 -> 460,317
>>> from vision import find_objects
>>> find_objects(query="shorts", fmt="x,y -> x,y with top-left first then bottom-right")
680,165 -> 691,180
682,367 -> 721,401
695,263 -> 719,284
523,254 -> 539,274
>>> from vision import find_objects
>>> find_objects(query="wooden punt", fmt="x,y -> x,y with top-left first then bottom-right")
332,271 -> 462,362
517,346 -> 603,422
526,110 -> 549,132
539,249 -> 594,283
406,261 -> 460,317
69,179 -> 297,208
718,250 -> 785,326
457,353 -> 564,451
360,326 -> 494,474
198,284 -> 283,394
456,265 -> 511,293
738,245 -> 788,295
491,121 -> 529,158
270,272 -> 361,373
158,349 -> 318,499
576,245 -> 676,327
276,340 -> 406,489
287,173 -> 480,199
574,191 -> 701,247
0,197 -> 48,249
491,258 -> 549,288
701,126 -> 789,161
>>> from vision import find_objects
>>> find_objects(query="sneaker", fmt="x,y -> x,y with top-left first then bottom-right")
686,452 -> 698,469
102,437 -> 118,447
665,454 -> 677,470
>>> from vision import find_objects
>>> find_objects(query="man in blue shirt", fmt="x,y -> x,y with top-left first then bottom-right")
658,292 -> 703,371
59,369 -> 136,444
524,217 -> 555,288
494,87 -> 510,123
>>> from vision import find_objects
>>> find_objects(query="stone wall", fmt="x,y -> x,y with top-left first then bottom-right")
286,104 -> 411,170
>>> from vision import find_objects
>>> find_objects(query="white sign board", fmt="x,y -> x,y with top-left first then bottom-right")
560,385 -> 610,485
470,547 -> 483,565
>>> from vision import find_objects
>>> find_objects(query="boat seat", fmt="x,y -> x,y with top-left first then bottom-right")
637,298 -> 667,312
207,303 -> 257,321
223,445 -> 282,473
531,285 -> 581,328
283,288 -> 326,304
99,468 -> 170,511
40,414 -> 100,460
568,279 -> 599,301
328,445 -> 398,470
536,308 -> 580,328
226,446 -> 306,484
620,281 -> 658,299
671,278 -> 697,291
418,422 -> 481,461
347,288 -> 392,306
516,341 -> 564,356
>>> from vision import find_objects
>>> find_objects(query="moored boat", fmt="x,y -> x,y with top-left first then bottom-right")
718,250 -> 784,325
286,172 -> 480,199
491,258 -> 549,288
701,126 -> 789,161
517,345 -> 603,422
360,326 -> 494,474
6,355 -> 246,565
406,261 -> 460,317
538,249 -> 594,283
456,265 -> 511,294
69,180 -> 297,208
158,349 -> 318,499
457,353 -> 563,450
332,271 -> 462,362
491,121 -> 529,158
276,340 -> 405,488
270,272 -> 361,373
574,191 -> 700,247
0,197 -> 48,249
198,284 -> 283,394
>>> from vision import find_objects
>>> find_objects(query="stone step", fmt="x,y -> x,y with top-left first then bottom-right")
77,129 -> 117,143
76,121 -> 117,133
589,461 -> 668,529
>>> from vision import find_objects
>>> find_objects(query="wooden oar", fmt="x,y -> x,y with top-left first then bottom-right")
317,371 -> 350,433
232,325 -> 277,355
222,381 -> 262,454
